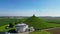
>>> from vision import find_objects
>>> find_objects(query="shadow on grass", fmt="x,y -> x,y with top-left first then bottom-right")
8,29 -> 17,33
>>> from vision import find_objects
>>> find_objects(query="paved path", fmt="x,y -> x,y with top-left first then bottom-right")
9,31 -> 32,34
18,32 -> 29,34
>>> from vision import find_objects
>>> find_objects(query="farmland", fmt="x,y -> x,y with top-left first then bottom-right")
0,18 -> 24,32
0,16 -> 60,34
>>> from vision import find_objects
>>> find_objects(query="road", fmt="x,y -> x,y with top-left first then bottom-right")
9,31 -> 32,34
18,32 -> 29,34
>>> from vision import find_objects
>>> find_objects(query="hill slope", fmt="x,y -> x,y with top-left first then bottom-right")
24,15 -> 48,30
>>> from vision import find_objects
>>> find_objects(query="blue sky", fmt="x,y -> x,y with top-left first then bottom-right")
0,0 -> 60,16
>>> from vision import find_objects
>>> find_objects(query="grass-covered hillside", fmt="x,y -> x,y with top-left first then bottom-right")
24,15 -> 47,30
24,15 -> 60,30
0,16 -> 60,32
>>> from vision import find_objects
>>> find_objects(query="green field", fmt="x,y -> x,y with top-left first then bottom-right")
0,16 -> 60,34
0,25 -> 14,32
30,30 -> 52,34
0,19 -> 23,32
0,19 -> 16,26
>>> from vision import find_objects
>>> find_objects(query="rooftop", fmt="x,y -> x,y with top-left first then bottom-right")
16,23 -> 27,27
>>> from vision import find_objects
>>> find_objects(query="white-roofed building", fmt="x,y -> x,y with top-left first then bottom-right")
15,23 -> 28,33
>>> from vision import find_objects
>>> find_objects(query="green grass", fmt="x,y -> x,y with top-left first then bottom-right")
0,23 -> 60,32
24,15 -> 60,30
46,19 -> 60,24
24,15 -> 47,30
0,25 -> 14,32
0,19 -> 23,32
0,19 -> 24,26
0,16 -> 60,32
30,30 -> 52,34
0,19 -> 16,26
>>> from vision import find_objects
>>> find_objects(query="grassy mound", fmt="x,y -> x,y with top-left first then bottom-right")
24,15 -> 60,30
24,15 -> 48,30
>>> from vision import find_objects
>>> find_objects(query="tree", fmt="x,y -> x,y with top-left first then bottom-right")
15,19 -> 22,24
9,23 -> 14,28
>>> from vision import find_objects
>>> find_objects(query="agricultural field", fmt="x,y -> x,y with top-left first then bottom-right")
0,16 -> 60,34
0,19 -> 16,26
0,18 -> 25,32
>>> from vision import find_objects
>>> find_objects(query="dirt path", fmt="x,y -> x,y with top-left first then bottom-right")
44,27 -> 60,34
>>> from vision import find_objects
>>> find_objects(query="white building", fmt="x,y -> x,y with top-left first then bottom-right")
30,26 -> 35,31
15,23 -> 29,33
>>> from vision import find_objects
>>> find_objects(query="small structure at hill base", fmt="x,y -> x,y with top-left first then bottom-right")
6,23 -> 35,34
15,23 -> 35,33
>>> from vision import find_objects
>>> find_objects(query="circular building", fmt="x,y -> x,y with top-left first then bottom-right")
15,23 -> 28,33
